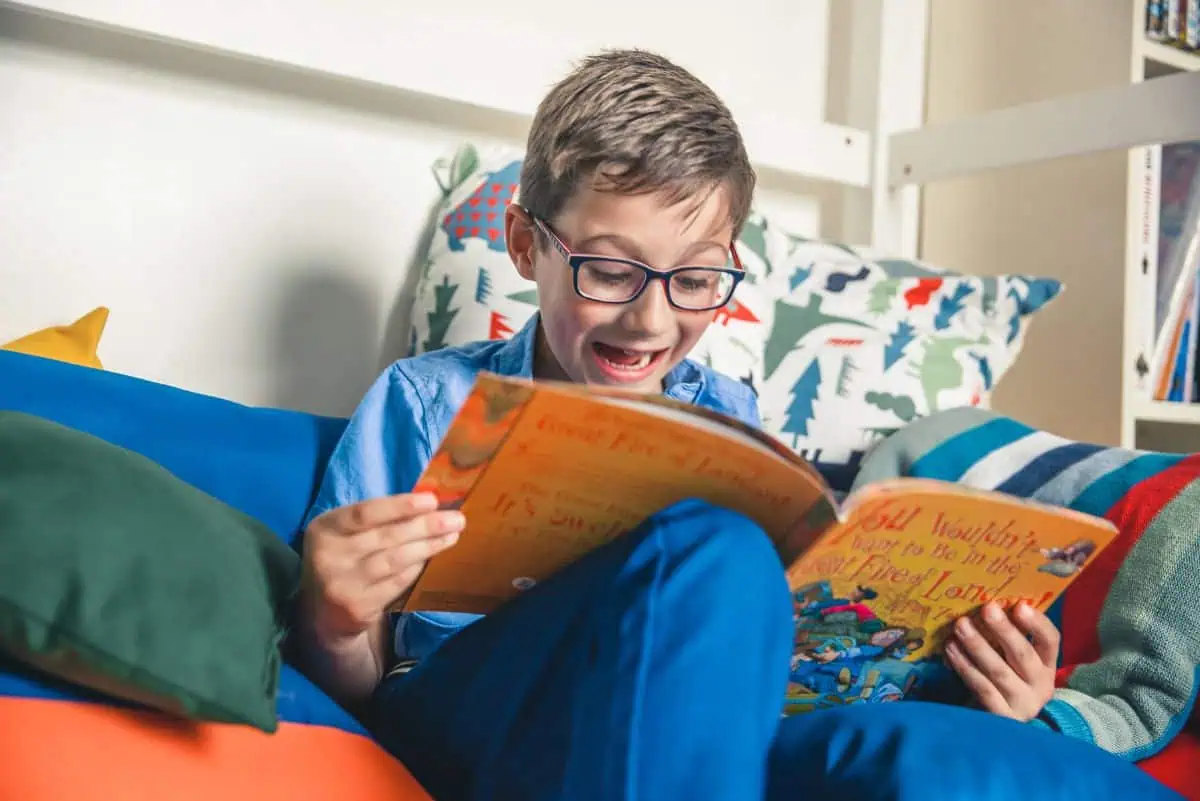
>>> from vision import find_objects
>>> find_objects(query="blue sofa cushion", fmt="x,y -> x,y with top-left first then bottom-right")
769,701 -> 1183,801
0,655 -> 367,736
0,351 -> 347,545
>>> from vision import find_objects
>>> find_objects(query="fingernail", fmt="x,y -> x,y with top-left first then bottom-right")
984,604 -> 1003,622
1015,601 -> 1031,617
443,531 -> 460,545
443,511 -> 467,530
944,641 -> 961,659
412,492 -> 439,509
957,617 -> 974,636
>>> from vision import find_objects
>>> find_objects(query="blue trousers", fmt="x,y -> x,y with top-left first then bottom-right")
373,498 -> 793,801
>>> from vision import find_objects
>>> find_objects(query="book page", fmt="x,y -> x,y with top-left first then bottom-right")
588,386 -> 831,490
403,374 -> 836,614
784,479 -> 1119,664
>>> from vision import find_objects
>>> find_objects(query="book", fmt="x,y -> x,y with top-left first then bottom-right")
1150,141 -> 1200,398
1148,0 -> 1167,40
1154,142 -> 1200,344
400,373 -> 1117,696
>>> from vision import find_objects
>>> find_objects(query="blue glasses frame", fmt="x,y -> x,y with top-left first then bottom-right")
526,210 -> 746,312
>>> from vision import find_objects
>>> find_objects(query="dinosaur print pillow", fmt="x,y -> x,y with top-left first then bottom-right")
737,220 -> 1062,490
406,144 -> 1061,491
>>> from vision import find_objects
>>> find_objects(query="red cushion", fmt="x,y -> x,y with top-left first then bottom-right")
0,696 -> 432,801
1138,728 -> 1200,801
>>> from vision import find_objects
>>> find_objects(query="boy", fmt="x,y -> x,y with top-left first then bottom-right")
292,49 -> 1059,801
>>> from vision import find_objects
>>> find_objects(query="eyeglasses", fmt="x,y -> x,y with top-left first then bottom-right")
527,212 -> 745,312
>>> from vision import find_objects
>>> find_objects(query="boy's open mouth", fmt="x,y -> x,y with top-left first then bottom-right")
591,342 -> 668,377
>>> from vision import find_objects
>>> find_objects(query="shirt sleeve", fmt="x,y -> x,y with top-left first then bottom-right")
302,364 -> 432,528
741,391 -> 764,429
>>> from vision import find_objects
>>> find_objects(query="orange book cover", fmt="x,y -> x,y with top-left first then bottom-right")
400,373 -> 1118,640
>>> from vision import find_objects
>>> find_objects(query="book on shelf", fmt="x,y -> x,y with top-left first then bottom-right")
1149,141 -> 1200,402
395,372 -> 1119,708
1145,0 -> 1200,51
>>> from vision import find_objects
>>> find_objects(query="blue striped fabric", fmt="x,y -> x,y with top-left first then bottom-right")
994,442 -> 1107,498
908,417 -> 1036,483
1069,452 -> 1188,517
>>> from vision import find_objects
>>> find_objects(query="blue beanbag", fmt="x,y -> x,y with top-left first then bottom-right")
768,702 -> 1183,801
0,350 -> 347,545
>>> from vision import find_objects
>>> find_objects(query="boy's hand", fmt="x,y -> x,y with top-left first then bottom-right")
944,601 -> 1059,722
300,492 -> 465,646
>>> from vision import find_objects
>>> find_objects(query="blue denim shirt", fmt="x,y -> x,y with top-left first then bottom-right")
304,313 -> 761,662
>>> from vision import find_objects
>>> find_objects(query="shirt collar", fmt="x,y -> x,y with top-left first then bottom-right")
490,311 -> 706,403
491,312 -> 539,378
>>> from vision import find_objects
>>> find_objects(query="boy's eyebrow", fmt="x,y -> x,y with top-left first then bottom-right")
574,233 -> 730,264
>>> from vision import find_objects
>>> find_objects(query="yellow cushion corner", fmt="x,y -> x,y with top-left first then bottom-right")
2,307 -> 110,369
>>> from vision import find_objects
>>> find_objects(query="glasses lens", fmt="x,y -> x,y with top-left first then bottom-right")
669,268 -> 736,310
577,260 -> 646,302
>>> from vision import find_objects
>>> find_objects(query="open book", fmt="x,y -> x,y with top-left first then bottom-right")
402,372 -> 1117,701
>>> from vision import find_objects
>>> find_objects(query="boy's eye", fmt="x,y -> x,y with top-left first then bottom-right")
671,269 -> 726,296
581,261 -> 638,285
673,275 -> 714,292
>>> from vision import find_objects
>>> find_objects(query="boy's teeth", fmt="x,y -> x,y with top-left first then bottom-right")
596,343 -> 655,369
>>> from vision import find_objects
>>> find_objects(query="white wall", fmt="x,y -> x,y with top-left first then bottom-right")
920,0 -> 1132,445
0,3 -> 832,417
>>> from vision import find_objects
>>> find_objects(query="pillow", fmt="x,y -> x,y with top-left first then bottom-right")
748,230 -> 1061,490
2,307 -> 110,368
768,701 -> 1183,801
0,411 -> 300,731
852,407 -> 1200,784
0,348 -> 347,547
407,143 -> 769,391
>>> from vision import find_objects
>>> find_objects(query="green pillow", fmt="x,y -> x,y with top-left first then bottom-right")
0,411 -> 299,731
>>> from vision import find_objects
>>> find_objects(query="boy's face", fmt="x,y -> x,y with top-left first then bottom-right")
506,185 -> 734,393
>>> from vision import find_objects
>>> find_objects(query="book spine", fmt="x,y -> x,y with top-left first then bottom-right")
1155,160 -> 1200,400
1187,0 -> 1200,49
1166,281 -> 1194,401
1185,273 -> 1200,402
1168,0 -> 1182,41
1137,146 -> 1163,398
1148,0 -> 1167,39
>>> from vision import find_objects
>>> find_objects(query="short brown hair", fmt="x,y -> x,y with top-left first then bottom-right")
520,49 -> 755,236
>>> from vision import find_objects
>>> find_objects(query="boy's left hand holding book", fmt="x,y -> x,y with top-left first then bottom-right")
944,600 -> 1059,721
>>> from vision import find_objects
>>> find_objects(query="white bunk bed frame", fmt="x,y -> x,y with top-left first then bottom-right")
4,0 -> 1199,447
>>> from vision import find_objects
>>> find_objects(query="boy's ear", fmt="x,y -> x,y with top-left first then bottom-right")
505,205 -> 537,281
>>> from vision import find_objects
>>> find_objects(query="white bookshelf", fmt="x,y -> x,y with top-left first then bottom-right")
1137,38 -> 1200,74
1122,2 -> 1200,451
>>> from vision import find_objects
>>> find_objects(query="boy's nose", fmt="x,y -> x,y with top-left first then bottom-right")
620,279 -> 673,338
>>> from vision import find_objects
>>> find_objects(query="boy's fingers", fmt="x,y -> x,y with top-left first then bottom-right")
358,532 -> 461,584
358,561 -> 428,611
953,616 -> 1023,699
377,511 -> 467,548
978,603 -> 1041,682
315,493 -> 440,535
1012,603 -> 1061,666
945,638 -> 1010,716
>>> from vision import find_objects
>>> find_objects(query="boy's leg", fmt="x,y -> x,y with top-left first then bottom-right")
372,498 -> 793,801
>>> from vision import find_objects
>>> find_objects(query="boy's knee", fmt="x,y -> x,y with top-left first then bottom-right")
632,498 -> 790,614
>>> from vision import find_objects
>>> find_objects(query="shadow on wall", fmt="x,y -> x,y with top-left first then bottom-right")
267,263 -> 381,418
378,199 -> 443,373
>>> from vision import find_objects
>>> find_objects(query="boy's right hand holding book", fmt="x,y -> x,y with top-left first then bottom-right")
293,492 -> 465,704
